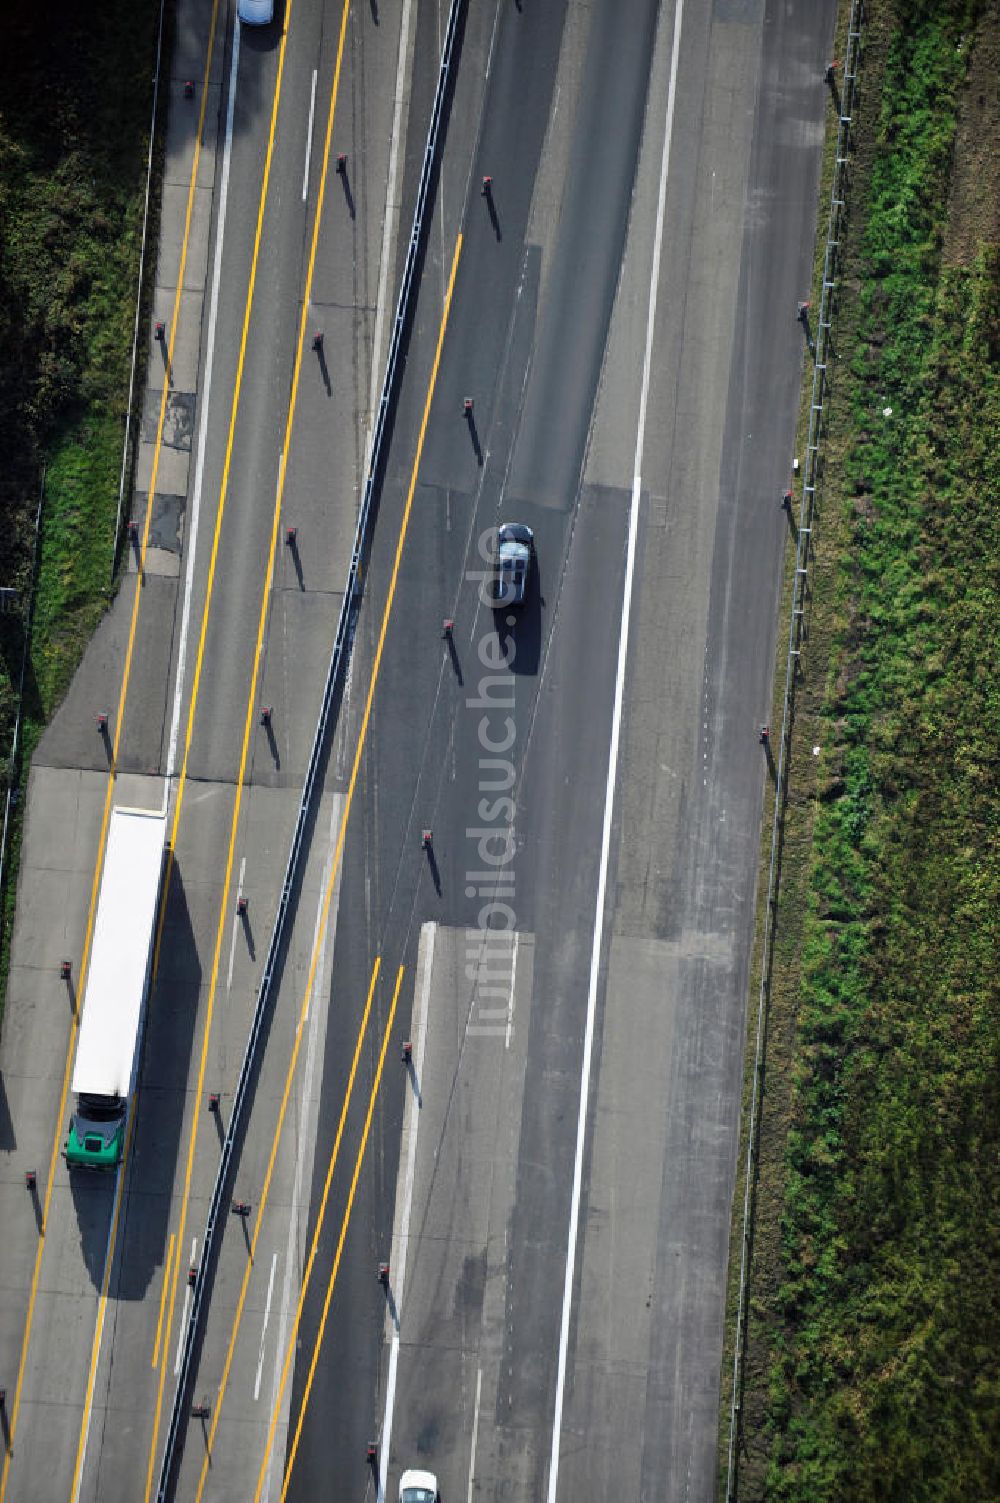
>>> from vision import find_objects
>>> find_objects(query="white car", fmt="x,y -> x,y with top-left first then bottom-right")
237,0 -> 274,23
399,1469 -> 438,1503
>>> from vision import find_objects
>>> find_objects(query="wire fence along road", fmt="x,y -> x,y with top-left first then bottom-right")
724,4 -> 865,1498
0,483 -> 44,924
113,0 -> 169,574
153,1 -> 468,1496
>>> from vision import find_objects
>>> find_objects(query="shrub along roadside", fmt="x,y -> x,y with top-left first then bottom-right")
0,0 -> 163,1008
723,2 -> 1000,1499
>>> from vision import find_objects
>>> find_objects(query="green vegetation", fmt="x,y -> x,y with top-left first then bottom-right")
726,1 -> 1000,1498
0,0 -> 161,994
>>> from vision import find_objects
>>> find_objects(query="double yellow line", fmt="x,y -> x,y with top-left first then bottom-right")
192,231 -> 464,1501
0,6 -> 226,1500
274,963 -> 405,1503
142,0 -> 346,1491
195,955 -> 383,1498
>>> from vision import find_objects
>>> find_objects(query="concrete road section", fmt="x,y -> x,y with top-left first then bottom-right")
382,923 -> 538,1501
95,787 -> 348,1503
555,3 -> 837,1498
0,0 -> 415,1497
0,772 -> 166,1495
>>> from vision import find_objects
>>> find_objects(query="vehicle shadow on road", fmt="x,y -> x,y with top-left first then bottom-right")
0,1072 -> 14,1150
503,565 -> 542,677
69,1165 -> 118,1288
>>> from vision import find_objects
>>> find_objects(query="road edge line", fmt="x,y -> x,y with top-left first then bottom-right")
165,17 -> 242,779
544,1 -> 686,1497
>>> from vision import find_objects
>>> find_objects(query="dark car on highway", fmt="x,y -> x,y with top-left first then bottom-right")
492,521 -> 534,608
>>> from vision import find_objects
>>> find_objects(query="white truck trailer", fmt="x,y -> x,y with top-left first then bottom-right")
63,804 -> 167,1169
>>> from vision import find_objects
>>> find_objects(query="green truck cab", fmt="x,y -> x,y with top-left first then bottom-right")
64,1100 -> 127,1169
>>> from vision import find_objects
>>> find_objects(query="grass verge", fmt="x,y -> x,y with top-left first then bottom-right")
0,0 -> 163,1011
722,1 -> 1000,1498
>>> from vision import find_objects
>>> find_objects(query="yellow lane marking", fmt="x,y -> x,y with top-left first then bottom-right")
152,1234 -> 177,1371
269,964 -> 406,1503
0,7 -> 223,1499
200,226 -> 463,1496
192,957 -> 381,1500
141,2 -> 305,1494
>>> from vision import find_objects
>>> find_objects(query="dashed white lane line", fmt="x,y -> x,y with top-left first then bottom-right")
467,1366 -> 483,1503
377,921 -> 435,1503
505,930 -> 519,1050
302,69 -> 318,202
545,2 -> 686,1499
254,1253 -> 279,1401
227,854 -> 246,988
165,19 -> 240,779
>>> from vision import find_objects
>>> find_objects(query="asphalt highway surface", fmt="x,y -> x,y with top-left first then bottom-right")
0,0 -> 835,1500
275,1 -> 836,1500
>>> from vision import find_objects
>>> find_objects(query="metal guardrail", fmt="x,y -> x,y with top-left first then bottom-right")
153,0 -> 467,1495
724,4 -> 865,1498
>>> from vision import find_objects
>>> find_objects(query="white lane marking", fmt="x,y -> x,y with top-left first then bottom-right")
174,1238 -> 198,1377
227,854 -> 247,987
261,792 -> 344,1503
165,20 -> 241,779
467,1366 -> 483,1503
302,69 -> 318,201
254,1252 -> 279,1400
333,649 -> 354,784
365,0 -> 416,475
378,921 -> 435,1503
546,4 -> 685,1499
505,930 -> 519,1050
